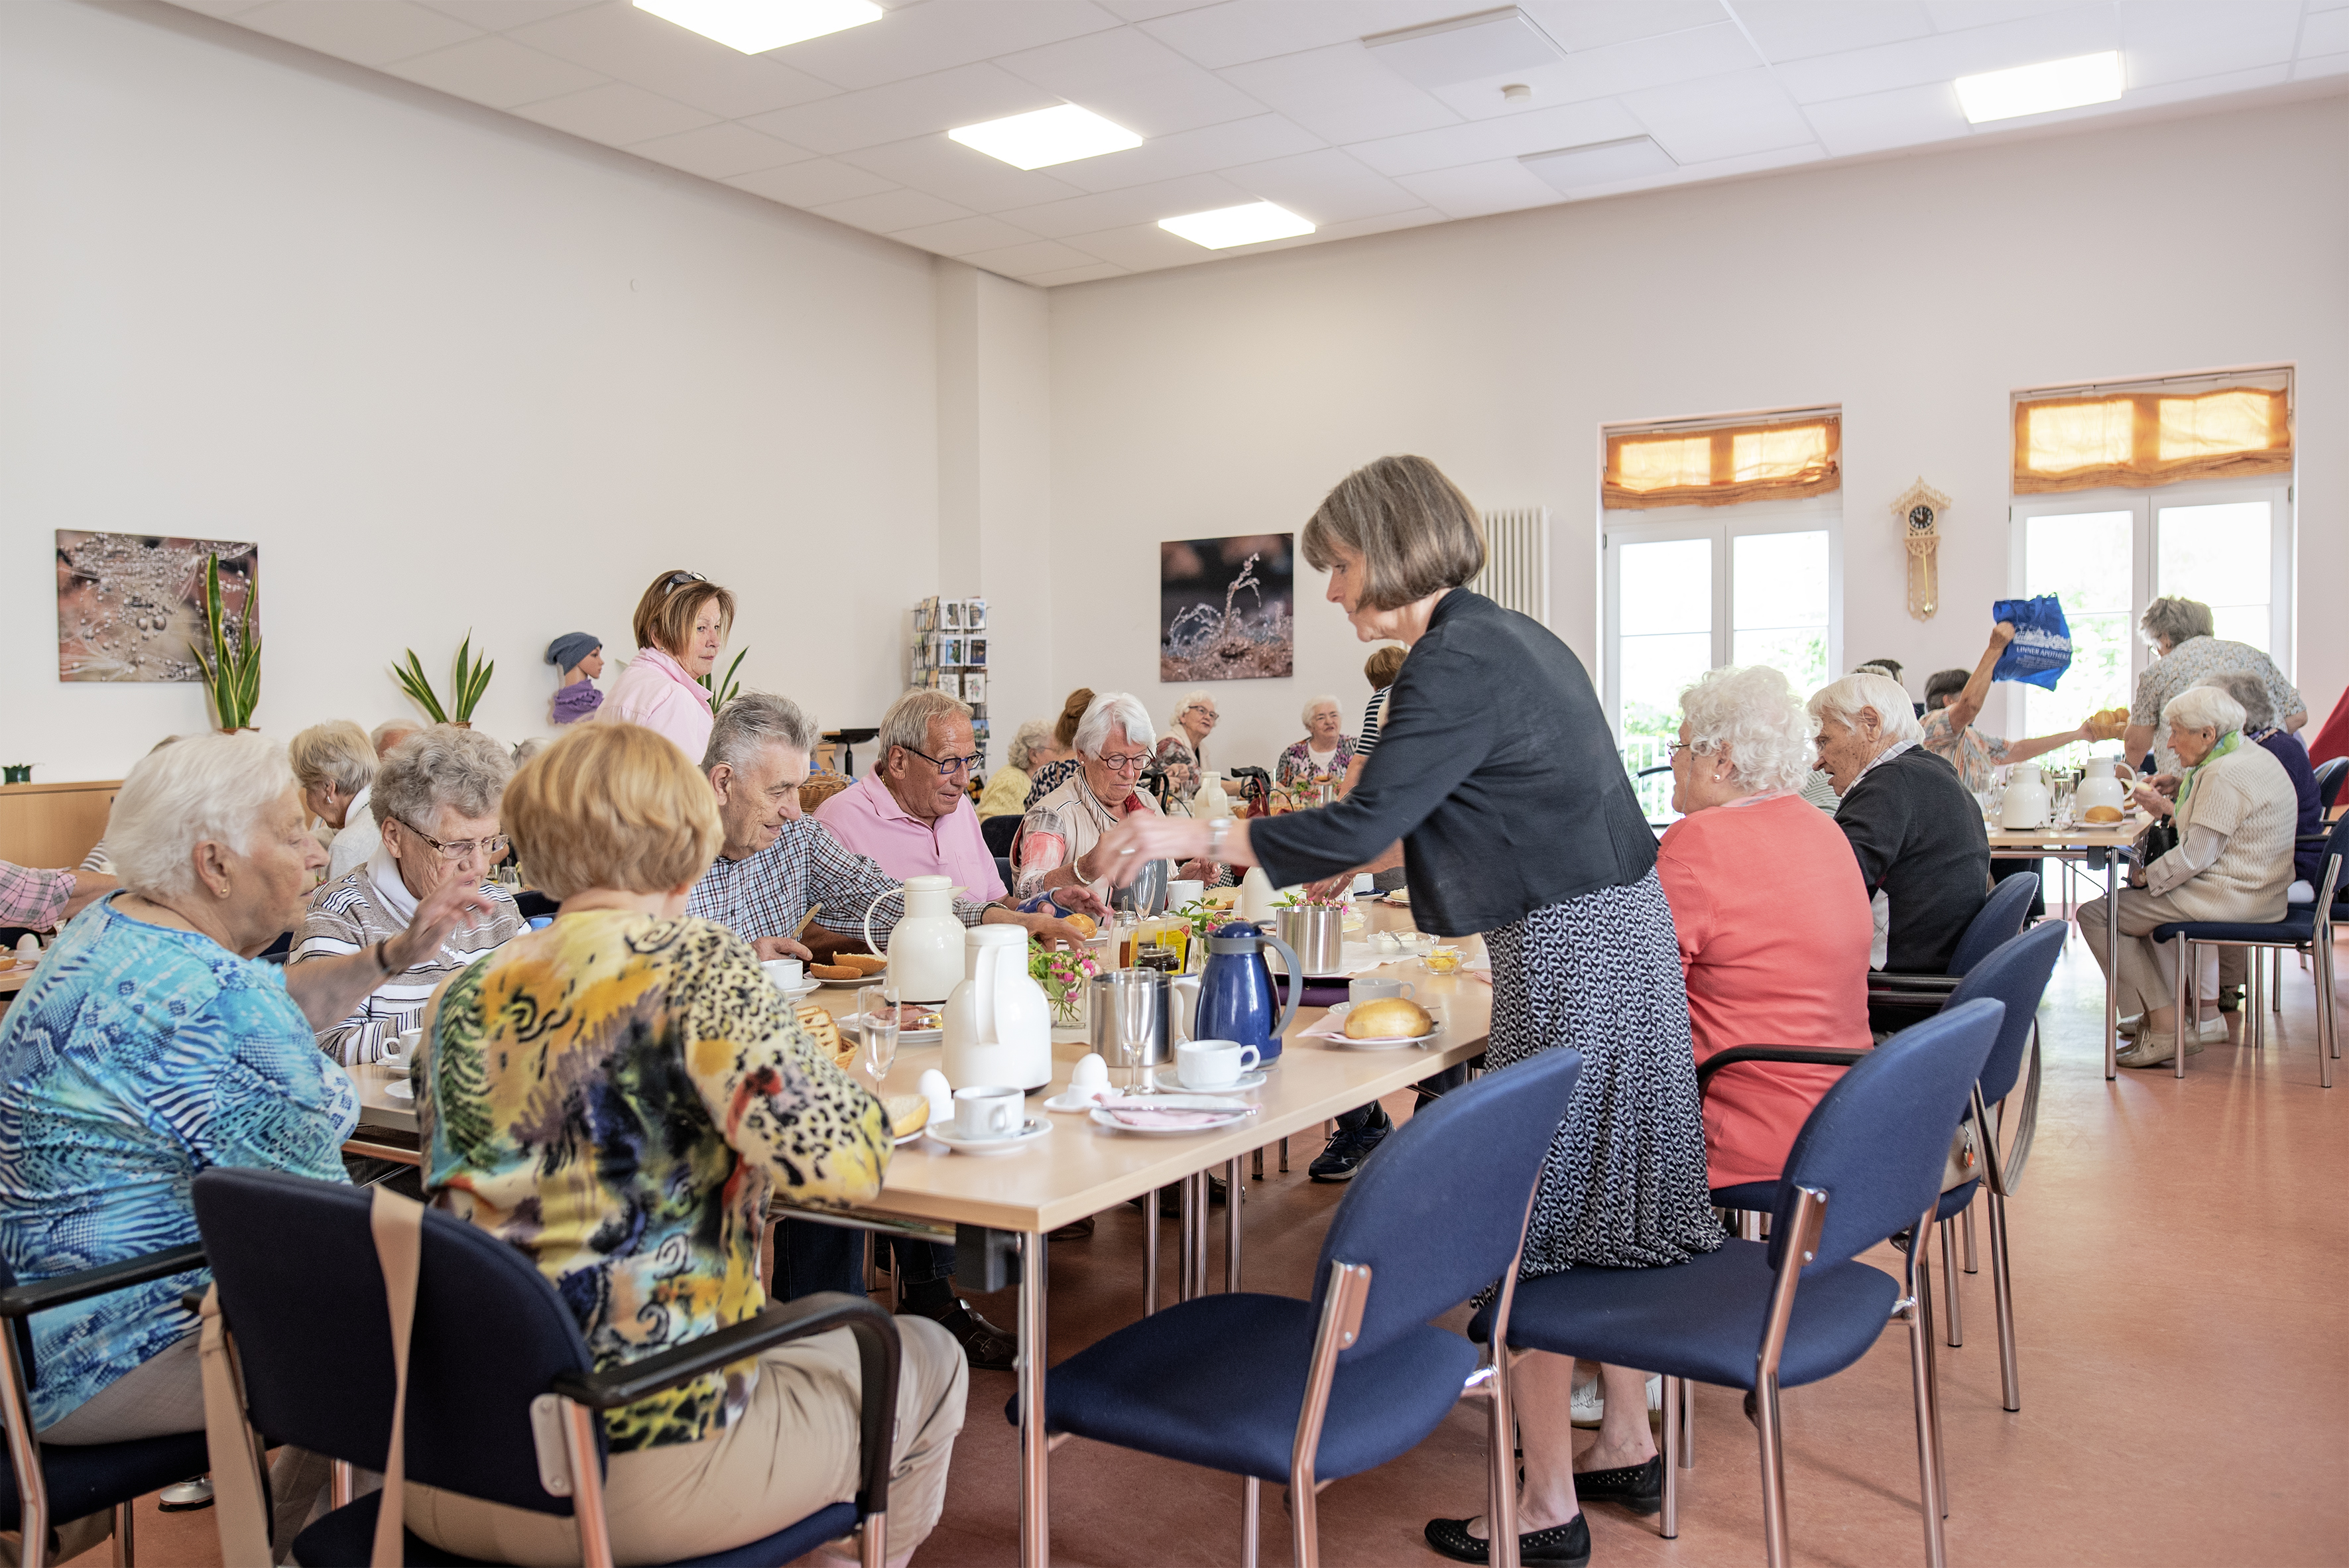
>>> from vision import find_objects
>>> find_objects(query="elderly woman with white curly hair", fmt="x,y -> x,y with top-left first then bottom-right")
0,733 -> 489,1451
1015,693 -> 1221,900
2084,682 -> 2299,1068
294,725 -> 524,1065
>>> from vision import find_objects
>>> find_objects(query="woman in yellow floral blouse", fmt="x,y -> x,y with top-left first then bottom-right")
412,722 -> 967,1567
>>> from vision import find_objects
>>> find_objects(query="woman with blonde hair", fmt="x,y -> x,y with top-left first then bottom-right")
603,569 -> 738,763
413,721 -> 967,1564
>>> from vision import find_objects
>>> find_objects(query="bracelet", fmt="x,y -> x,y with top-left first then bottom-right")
370,941 -> 395,977
1071,851 -> 1099,888
1207,819 -> 1230,860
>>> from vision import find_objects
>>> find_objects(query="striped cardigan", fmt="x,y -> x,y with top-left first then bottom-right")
292,853 -> 521,1065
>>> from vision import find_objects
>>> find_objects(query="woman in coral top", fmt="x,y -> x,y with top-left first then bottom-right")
1658,664 -> 1874,1189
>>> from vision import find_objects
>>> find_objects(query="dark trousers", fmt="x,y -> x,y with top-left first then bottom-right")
773,1220 -> 956,1303
1992,855 -> 2047,918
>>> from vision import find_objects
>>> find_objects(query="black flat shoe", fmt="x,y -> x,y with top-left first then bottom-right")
1573,1454 -> 1663,1516
1423,1513 -> 1591,1566
922,1299 -> 1018,1371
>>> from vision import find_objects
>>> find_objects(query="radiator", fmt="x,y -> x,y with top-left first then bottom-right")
1471,507 -> 1550,624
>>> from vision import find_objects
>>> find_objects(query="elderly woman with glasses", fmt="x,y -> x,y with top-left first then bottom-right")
603,568 -> 737,763
1276,695 -> 1356,794
1016,693 -> 1221,900
1152,690 -> 1220,811
292,725 -> 522,1065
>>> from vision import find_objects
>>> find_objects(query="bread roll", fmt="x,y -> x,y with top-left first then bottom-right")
811,963 -> 861,981
1344,998 -> 1433,1040
837,952 -> 889,976
2083,804 -> 2125,823
1063,912 -> 1097,937
884,1094 -> 929,1137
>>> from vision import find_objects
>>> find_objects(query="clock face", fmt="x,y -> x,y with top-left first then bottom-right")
1908,503 -> 1936,531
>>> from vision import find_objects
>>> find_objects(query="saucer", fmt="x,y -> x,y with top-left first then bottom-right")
775,979 -> 819,1002
1170,1069 -> 1266,1093
381,1079 -> 415,1102
1040,1087 -> 1110,1113
928,1116 -> 1053,1156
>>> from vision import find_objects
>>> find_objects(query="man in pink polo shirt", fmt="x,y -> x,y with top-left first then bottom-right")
818,689 -> 1007,901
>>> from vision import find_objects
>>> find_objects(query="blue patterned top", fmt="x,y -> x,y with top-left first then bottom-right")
0,897 -> 356,1428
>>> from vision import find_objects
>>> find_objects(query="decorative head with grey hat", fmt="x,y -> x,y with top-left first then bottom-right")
546,631 -> 604,725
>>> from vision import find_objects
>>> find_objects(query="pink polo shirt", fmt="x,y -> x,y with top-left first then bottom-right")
815,773 -> 1006,902
601,646 -> 713,765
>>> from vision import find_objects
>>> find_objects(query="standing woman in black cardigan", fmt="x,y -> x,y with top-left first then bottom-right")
1098,455 -> 1720,1565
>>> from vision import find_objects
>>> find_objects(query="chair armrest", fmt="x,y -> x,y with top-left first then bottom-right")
1696,1046 -> 1866,1089
0,1243 -> 207,1321
550,1292 -> 900,1518
1866,971 -> 1960,995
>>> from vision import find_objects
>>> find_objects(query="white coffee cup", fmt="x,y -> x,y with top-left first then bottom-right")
1175,1038 -> 1261,1091
384,1028 -> 424,1074
952,1085 -> 1025,1141
762,957 -> 805,990
1349,977 -> 1417,1005
1166,878 -> 1205,913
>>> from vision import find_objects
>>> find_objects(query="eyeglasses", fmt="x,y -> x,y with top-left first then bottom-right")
1666,741 -> 1701,759
396,818 -> 509,862
662,570 -> 707,593
1096,751 -> 1152,774
903,745 -> 983,777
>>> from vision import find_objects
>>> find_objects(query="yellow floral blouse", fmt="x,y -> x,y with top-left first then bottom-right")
420,910 -> 890,1451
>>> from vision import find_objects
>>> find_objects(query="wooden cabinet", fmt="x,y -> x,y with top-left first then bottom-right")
0,780 -> 121,871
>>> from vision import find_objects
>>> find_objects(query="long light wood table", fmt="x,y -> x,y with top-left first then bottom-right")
1987,814 -> 2151,1079
347,903 -> 1488,1568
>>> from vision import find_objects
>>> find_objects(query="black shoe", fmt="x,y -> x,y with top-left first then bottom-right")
1048,1216 -> 1095,1240
917,1298 -> 1018,1372
1574,1453 -> 1663,1516
1309,1120 -> 1388,1182
1423,1513 -> 1591,1566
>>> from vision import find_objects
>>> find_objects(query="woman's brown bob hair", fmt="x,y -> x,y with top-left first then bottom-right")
502,723 -> 721,900
1052,688 -> 1097,750
1301,455 -> 1486,612
631,570 -> 737,658
1363,645 -> 1406,689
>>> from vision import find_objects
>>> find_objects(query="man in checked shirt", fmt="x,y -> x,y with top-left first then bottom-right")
686,692 -> 1101,1370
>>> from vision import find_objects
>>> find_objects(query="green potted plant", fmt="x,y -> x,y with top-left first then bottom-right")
188,554 -> 261,732
699,648 -> 748,713
392,632 -> 495,726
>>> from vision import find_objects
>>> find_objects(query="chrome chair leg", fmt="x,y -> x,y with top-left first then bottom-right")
1252,1146 -> 1264,1180
2173,936 -> 2191,1080
1658,1374 -> 1680,1539
1962,1201 -> 1978,1274
1905,1260 -> 1950,1568
1279,1137 -> 1289,1172
1142,1189 -> 1159,1316
1240,1476 -> 1260,1568
1677,1372 -> 1696,1469
1915,1248 -> 1949,1513
1937,1219 -> 1962,1348
1986,1189 -> 2021,1412
112,1499 -> 134,1568
1755,1376 -> 1790,1568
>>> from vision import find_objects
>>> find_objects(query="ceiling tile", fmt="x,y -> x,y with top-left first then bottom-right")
2118,0 -> 2303,87
994,171 -> 1257,237
629,121 -> 813,179
960,237 -> 1116,276
1139,0 -> 1471,70
768,1 -> 1124,91
159,0 -> 274,18
2117,61 -> 2292,105
1022,262 -> 1130,285
1489,20 -> 1761,105
1919,0 -> 2104,26
838,137 -> 1089,209
1620,66 -> 1819,163
412,0 -> 601,27
1801,80 -> 1970,156
1038,112 -> 1326,192
808,187 -> 976,233
1307,205 -> 1451,241
725,158 -> 900,206
1097,0 -> 1215,19
741,63 -> 1060,153
1044,219 -> 1211,268
886,213 -> 1048,255
1362,8 -> 1567,90
1392,157 -> 1567,217
1728,1 -> 1934,63
383,34 -> 607,108
995,26 -> 1270,137
2293,50 -> 2349,77
2303,7 -> 2349,54
1514,1 -> 1728,52
1218,147 -> 1422,222
509,4 -> 838,119
1217,42 -> 1463,144
512,81 -> 715,143
231,0 -> 481,66
1349,95 -> 1643,176
1774,5 -> 2120,103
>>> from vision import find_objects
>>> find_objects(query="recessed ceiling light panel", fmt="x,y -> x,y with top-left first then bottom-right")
633,0 -> 882,55
947,105 -> 1143,170
1520,135 -> 1677,192
1955,51 -> 2123,123
1363,7 -> 1565,90
1158,202 -> 1316,250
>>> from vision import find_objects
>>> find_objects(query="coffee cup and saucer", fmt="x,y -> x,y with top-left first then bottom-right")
1174,1039 -> 1265,1093
927,1085 -> 1053,1156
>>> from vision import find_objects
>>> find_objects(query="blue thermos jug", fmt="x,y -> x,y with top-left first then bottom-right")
1193,920 -> 1303,1063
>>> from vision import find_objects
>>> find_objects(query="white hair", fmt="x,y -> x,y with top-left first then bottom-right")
1007,719 -> 1052,772
1680,666 -> 1815,794
371,719 -> 422,756
1300,694 -> 1342,727
1174,689 -> 1216,722
1075,692 -> 1155,756
2163,684 -> 2244,736
107,732 -> 296,900
373,725 -> 514,830
1807,672 -> 1924,747
879,688 -> 973,758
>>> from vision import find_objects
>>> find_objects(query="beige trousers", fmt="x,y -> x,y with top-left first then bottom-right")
2078,890 -> 2220,1018
406,1317 -> 967,1567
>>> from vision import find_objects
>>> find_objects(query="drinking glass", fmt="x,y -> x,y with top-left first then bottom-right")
859,990 -> 900,1087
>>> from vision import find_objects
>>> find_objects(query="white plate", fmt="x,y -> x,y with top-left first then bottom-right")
926,1116 -> 1052,1156
381,1079 -> 415,1101
847,1016 -> 943,1045
1089,1095 -> 1257,1137
1318,1003 -> 1446,1051
1166,1068 -> 1267,1094
775,979 -> 819,1002
817,972 -> 889,989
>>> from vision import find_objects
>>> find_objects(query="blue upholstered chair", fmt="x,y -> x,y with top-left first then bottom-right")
191,1168 -> 898,1568
0,1244 -> 211,1568
1020,1047 -> 1585,1568
2313,756 -> 2347,812
2149,812 -> 2348,1087
1865,871 -> 2039,1011
1482,1000 -> 2004,1568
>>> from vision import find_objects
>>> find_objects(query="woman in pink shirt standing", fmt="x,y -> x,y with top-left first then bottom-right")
604,570 -> 735,764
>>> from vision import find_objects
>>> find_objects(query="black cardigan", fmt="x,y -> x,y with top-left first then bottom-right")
1248,591 -> 1656,937
1833,745 -> 1990,973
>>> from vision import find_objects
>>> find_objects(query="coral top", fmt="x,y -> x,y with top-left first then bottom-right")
1656,792 -> 1874,1188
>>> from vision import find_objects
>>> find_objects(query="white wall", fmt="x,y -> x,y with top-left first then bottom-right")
3,0 -> 942,780
1047,92 -> 2349,774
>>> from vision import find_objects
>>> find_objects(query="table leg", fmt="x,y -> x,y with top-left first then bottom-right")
2105,850 -> 2120,1081
1225,1156 -> 1243,1293
1176,1179 -> 1195,1302
1189,1172 -> 1210,1299
1019,1228 -> 1050,1568
1142,1190 -> 1160,1317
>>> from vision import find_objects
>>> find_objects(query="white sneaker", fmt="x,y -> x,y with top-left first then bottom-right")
1569,1372 -> 1663,1428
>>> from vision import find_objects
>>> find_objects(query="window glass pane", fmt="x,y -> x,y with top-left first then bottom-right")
2023,509 -> 2133,744
1618,538 -> 1710,635
1732,530 -> 1828,695
2158,501 -> 2270,653
1616,536 -> 1713,821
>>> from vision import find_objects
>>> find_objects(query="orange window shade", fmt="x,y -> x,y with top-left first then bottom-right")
2014,383 -> 2289,494
1604,416 -> 1839,510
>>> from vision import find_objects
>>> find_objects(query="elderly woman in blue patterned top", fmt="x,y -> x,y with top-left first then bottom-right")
0,733 -> 489,1449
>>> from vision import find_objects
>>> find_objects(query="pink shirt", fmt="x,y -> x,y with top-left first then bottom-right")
601,646 -> 713,764
815,773 -> 1006,902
